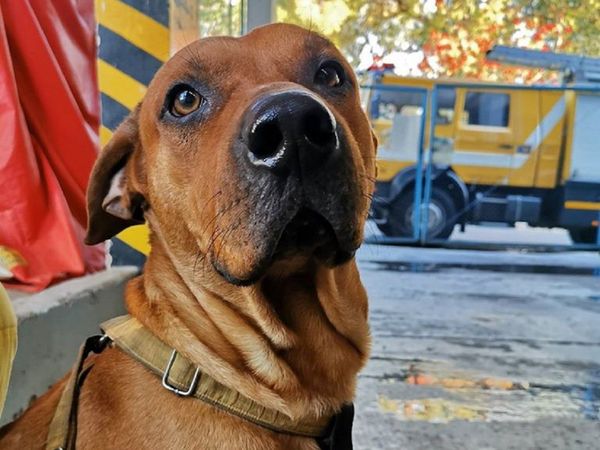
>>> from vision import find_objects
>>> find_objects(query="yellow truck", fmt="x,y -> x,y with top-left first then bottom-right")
366,46 -> 600,243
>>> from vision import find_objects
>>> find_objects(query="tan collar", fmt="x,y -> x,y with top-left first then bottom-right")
46,315 -> 334,450
101,315 -> 332,436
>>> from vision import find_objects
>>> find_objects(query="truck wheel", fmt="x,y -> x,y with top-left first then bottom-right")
377,187 -> 457,240
568,227 -> 599,244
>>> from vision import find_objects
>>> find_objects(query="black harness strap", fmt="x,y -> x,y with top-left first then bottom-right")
317,403 -> 355,450
46,335 -> 110,450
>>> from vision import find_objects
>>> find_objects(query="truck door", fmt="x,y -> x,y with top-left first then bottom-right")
452,89 -> 515,186
568,93 -> 600,183
509,90 -> 564,188
370,88 -> 428,181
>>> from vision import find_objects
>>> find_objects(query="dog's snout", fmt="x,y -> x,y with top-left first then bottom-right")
245,92 -> 338,174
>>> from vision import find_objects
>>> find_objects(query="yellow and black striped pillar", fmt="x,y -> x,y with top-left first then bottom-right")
96,0 -> 171,261
96,0 -> 169,146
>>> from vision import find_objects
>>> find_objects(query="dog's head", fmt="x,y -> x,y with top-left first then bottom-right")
86,23 -> 377,285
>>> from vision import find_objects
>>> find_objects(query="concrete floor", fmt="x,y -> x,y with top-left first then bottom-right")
353,236 -> 600,450
449,222 -> 575,245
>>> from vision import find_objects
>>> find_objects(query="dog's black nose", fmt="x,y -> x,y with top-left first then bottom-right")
245,91 -> 338,174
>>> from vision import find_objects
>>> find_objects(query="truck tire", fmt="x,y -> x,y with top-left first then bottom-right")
377,187 -> 458,240
568,227 -> 599,244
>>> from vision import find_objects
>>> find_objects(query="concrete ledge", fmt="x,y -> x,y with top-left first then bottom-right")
1,267 -> 138,426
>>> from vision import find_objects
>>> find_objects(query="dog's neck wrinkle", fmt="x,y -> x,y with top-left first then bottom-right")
128,239 -> 369,419
127,256 -> 293,416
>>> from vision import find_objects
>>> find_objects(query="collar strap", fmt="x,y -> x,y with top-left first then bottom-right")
100,315 -> 332,438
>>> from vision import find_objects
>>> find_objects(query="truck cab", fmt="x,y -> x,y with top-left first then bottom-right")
366,69 -> 600,243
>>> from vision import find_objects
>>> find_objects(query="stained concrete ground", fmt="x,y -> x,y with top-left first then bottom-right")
353,225 -> 600,450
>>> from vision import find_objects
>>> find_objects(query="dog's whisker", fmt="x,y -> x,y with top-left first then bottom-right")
195,190 -> 223,224
196,194 -> 251,276
198,192 -> 248,238
211,218 -> 244,268
357,173 -> 377,183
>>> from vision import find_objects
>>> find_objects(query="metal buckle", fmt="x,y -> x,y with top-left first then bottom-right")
161,350 -> 200,397
96,334 -> 111,350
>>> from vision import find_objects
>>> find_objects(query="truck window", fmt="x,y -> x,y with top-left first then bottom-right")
368,88 -> 426,159
435,86 -> 456,124
371,90 -> 424,120
463,91 -> 510,127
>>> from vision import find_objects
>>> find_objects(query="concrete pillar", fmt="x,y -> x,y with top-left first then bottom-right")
170,0 -> 200,54
246,0 -> 273,32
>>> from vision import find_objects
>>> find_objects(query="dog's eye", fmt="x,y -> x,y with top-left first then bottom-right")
314,62 -> 345,88
169,86 -> 202,117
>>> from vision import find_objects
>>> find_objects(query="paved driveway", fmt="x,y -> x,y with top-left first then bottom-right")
353,240 -> 600,450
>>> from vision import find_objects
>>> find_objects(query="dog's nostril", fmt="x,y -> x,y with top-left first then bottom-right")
249,119 -> 284,159
301,109 -> 336,148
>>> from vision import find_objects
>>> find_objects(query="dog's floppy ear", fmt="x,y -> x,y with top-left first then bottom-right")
85,107 -> 146,245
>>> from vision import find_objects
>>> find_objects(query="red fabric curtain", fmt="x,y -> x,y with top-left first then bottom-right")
0,0 -> 104,291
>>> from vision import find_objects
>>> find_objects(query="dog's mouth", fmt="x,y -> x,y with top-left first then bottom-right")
274,208 -> 336,256
272,207 -> 355,265
212,207 -> 356,286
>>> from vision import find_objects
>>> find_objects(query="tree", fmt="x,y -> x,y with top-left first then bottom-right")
274,0 -> 600,82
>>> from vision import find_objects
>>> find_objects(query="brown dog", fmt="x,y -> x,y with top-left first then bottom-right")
0,23 -> 376,449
